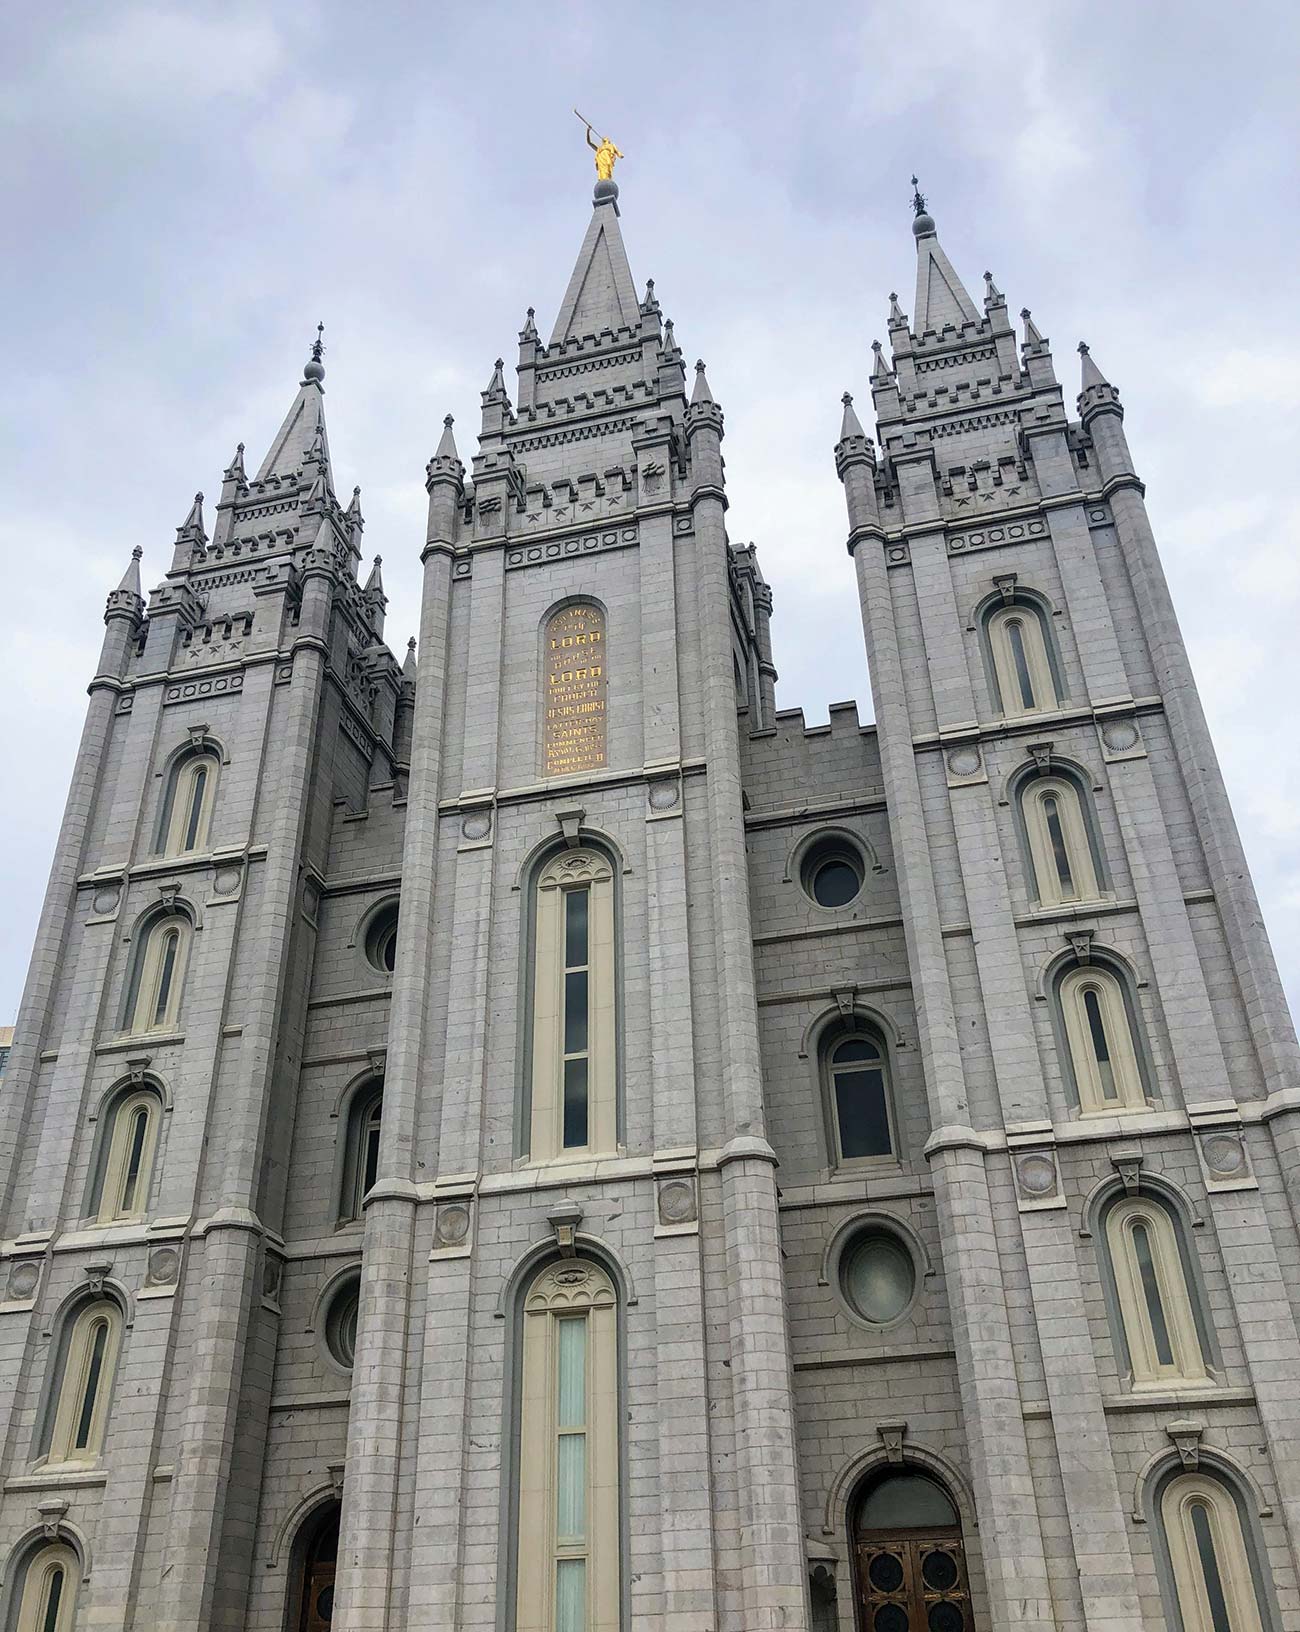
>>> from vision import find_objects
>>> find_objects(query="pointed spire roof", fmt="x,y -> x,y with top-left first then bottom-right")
888,291 -> 906,325
118,544 -> 143,596
520,306 -> 538,341
871,341 -> 890,382
910,182 -> 979,332
254,327 -> 332,484
176,491 -> 207,547
691,359 -> 715,406
402,636 -> 418,681
839,392 -> 867,441
549,190 -> 641,343
1078,341 -> 1110,390
346,485 -> 364,526
983,270 -> 1004,308
1021,308 -> 1044,346
364,555 -> 385,597
435,413 -> 459,461
484,358 -> 508,401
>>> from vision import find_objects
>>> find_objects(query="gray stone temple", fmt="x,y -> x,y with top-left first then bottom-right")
4,167 -> 1300,1632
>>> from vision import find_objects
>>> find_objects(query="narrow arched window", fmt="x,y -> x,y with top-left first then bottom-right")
1105,1196 -> 1208,1388
1057,964 -> 1147,1113
515,1260 -> 619,1632
1022,775 -> 1101,907
45,1299 -> 123,1466
11,1542 -> 80,1632
853,1470 -> 971,1632
1160,1474 -> 1267,1632
338,1082 -> 383,1224
528,849 -> 617,1161
123,914 -> 191,1035
290,1502 -> 339,1632
159,751 -> 219,857
92,1089 -> 161,1223
822,1027 -> 897,1166
987,602 -> 1058,716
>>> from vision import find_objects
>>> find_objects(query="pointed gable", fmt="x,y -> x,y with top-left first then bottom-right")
914,229 -> 980,334
253,380 -> 331,484
549,200 -> 641,343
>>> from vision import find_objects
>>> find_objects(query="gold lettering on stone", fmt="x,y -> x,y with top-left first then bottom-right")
544,603 -> 607,777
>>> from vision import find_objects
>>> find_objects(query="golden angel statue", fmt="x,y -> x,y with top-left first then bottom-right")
575,111 -> 623,181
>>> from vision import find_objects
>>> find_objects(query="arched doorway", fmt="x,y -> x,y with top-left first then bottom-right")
852,1469 -> 971,1632
292,1502 -> 338,1632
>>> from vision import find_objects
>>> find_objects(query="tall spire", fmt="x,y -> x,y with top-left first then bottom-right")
253,326 -> 332,485
549,184 -> 641,343
910,180 -> 979,334
106,545 -> 145,622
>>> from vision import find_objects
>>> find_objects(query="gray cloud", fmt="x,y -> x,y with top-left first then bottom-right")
3,0 -> 1299,1016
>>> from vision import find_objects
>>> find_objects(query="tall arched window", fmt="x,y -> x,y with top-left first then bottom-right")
1057,963 -> 1147,1113
44,1299 -> 123,1466
9,1542 -> 80,1632
514,1260 -> 620,1632
91,1088 -> 161,1223
853,1470 -> 971,1632
987,601 -> 1059,717
123,913 -> 191,1035
821,1025 -> 897,1167
1104,1195 -> 1208,1388
338,1081 -> 383,1225
158,751 -> 219,857
1159,1473 -> 1268,1632
528,849 -> 617,1161
1021,775 -> 1102,907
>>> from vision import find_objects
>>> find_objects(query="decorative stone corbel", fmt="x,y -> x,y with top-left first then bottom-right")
1166,1420 -> 1204,1470
156,881 -> 183,911
367,1048 -> 387,1077
125,1055 -> 153,1084
1028,742 -> 1055,774
187,722 -> 211,750
37,1498 -> 68,1540
554,807 -> 585,850
547,1200 -> 583,1258
328,1460 -> 346,1496
1066,930 -> 1094,965
992,572 -> 1018,604
1111,1149 -> 1143,1194
84,1261 -> 112,1296
877,1421 -> 908,1465
832,986 -> 857,1017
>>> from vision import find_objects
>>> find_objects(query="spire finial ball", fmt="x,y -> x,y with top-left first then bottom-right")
443,414 -> 454,428
842,391 -> 853,405
304,321 -> 326,382
132,546 -> 143,560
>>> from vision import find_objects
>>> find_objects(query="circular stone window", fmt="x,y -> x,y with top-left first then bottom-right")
324,1278 -> 361,1369
363,902 -> 399,974
800,836 -> 865,909
841,1231 -> 916,1325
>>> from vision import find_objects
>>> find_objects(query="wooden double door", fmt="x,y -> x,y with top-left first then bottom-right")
855,1528 -> 971,1632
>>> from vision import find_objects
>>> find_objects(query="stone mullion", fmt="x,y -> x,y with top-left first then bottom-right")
335,528 -> 456,1628
852,537 -> 1056,1632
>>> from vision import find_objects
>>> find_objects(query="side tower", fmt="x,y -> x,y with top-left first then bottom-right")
834,191 -> 1300,1632
0,335 -> 406,1629
334,172 -> 809,1632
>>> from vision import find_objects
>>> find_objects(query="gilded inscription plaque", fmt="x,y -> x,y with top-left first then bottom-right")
544,603 -> 607,777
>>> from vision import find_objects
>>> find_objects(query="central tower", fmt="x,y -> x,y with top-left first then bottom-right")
334,172 -> 807,1631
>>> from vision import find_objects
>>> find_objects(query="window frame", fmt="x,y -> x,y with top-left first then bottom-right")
337,1079 -> 383,1226
1056,961 -> 1149,1114
90,1087 -> 162,1224
524,847 -> 619,1163
819,1021 -> 899,1170
986,600 -> 1060,718
42,1298 -> 124,1468
157,749 -> 220,858
9,1541 -> 80,1632
1020,773 -> 1103,908
122,912 -> 192,1036
1103,1194 -> 1211,1389
1157,1471 -> 1271,1632
512,1258 -> 621,1632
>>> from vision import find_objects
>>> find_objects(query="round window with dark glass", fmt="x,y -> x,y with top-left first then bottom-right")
363,902 -> 399,974
800,835 -> 866,909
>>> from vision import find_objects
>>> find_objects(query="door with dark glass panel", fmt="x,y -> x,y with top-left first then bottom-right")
853,1472 -> 971,1632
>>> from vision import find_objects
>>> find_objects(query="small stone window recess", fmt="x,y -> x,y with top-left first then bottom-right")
800,835 -> 866,910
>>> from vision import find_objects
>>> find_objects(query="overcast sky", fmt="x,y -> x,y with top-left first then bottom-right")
3,2 -> 1299,1022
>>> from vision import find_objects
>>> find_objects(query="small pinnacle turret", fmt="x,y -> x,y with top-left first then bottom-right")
690,359 -> 715,406
402,636 -> 418,681
983,270 -> 1004,310
484,358 -> 508,403
520,306 -> 538,342
1077,341 -> 1122,421
871,341 -> 890,382
105,544 -> 145,622
170,491 -> 207,572
839,391 -> 867,442
1021,308 -> 1044,346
